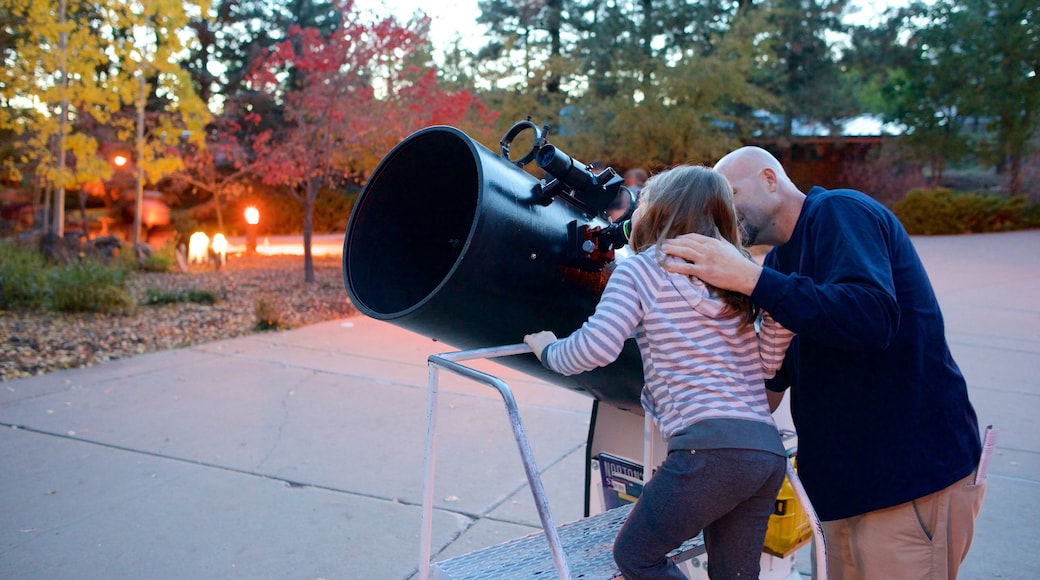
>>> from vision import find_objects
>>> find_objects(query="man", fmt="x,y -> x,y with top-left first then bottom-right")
660,146 -> 985,579
623,167 -> 648,202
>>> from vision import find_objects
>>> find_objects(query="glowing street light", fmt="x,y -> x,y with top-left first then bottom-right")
188,232 -> 210,264
244,206 -> 259,254
211,233 -> 228,268
112,154 -> 129,168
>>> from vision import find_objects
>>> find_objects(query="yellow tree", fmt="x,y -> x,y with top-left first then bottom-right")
2,0 -> 113,236
103,0 -> 210,248
0,0 -> 209,241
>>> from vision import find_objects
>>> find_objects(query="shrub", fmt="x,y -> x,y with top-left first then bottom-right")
138,243 -> 175,272
952,193 -> 1023,232
0,242 -> 47,309
144,287 -> 219,305
47,260 -> 135,314
1022,202 -> 1040,229
893,188 -> 1036,235
254,296 -> 286,331
108,238 -> 177,273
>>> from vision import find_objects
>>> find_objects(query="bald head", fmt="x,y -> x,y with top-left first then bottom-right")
712,146 -> 803,247
714,146 -> 790,184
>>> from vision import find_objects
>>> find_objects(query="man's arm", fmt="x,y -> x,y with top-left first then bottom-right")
661,234 -> 762,296
765,359 -> 792,414
663,197 -> 900,350
767,389 -> 785,414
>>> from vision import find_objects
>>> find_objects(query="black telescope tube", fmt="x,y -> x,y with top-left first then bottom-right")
343,126 -> 644,411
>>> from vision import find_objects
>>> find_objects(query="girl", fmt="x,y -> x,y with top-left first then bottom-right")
524,165 -> 794,579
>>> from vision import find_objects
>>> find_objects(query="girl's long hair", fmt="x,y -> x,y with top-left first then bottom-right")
627,165 -> 758,326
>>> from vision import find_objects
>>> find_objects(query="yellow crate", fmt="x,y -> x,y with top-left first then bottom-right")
763,467 -> 812,558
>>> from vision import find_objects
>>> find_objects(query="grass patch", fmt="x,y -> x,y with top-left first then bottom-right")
0,242 -> 47,309
139,249 -> 174,272
3,242 -> 133,313
46,260 -> 135,314
144,287 -> 220,305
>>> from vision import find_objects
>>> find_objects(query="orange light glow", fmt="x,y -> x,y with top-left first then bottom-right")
112,154 -> 129,167
188,232 -> 210,264
211,233 -> 228,256
244,206 -> 260,225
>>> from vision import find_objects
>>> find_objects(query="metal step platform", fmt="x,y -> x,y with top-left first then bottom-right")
431,501 -> 705,579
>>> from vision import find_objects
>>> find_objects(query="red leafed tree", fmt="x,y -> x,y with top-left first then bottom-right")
244,0 -> 495,282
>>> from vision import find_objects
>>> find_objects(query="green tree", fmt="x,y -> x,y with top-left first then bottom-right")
554,3 -> 775,168
921,0 -> 1040,196
872,4 -> 969,186
838,6 -> 922,117
879,0 -> 1040,194
476,0 -> 571,96
884,68 -> 971,187
568,0 -> 742,99
472,0 -> 778,169
749,0 -> 857,141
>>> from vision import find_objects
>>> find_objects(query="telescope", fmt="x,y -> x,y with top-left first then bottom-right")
342,121 -> 641,410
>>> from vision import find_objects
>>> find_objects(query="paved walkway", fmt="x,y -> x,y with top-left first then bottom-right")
2,230 -> 1038,579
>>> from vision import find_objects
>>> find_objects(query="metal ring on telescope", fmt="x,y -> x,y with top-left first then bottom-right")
499,119 -> 544,167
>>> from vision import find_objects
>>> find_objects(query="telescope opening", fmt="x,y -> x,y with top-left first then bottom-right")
345,129 -> 479,318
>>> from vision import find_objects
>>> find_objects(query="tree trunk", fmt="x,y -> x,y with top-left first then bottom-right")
303,181 -> 316,283
213,188 -> 224,233
546,0 -> 561,93
1008,153 -> 1023,197
930,154 -> 944,187
79,191 -> 89,239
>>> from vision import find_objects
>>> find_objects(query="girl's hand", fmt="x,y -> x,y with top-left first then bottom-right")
523,331 -> 558,362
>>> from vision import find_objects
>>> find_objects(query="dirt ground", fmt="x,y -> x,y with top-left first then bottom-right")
1,254 -> 359,382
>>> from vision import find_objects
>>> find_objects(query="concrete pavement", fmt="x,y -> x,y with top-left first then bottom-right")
2,230 -> 1038,579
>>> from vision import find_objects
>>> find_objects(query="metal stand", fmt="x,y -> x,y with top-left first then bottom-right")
785,458 -> 827,580
419,344 -> 571,580
417,344 -> 825,580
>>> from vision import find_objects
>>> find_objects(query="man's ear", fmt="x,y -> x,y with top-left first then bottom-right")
761,167 -> 779,193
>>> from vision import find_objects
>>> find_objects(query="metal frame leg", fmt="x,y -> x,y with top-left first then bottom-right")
785,460 -> 827,580
419,344 -> 572,580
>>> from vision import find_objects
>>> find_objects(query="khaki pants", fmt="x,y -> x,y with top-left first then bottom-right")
814,472 -> 986,579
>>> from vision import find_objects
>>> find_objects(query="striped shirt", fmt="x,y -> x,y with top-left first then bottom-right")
542,249 -> 795,443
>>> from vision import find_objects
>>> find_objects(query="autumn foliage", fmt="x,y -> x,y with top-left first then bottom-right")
244,1 -> 494,184
238,0 -> 495,281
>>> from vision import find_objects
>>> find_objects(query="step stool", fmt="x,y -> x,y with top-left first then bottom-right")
419,345 -> 826,580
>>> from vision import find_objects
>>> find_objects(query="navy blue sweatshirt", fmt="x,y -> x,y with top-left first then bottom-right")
751,186 -> 981,521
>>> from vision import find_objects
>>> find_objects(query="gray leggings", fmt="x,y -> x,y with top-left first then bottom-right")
612,448 -> 787,579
